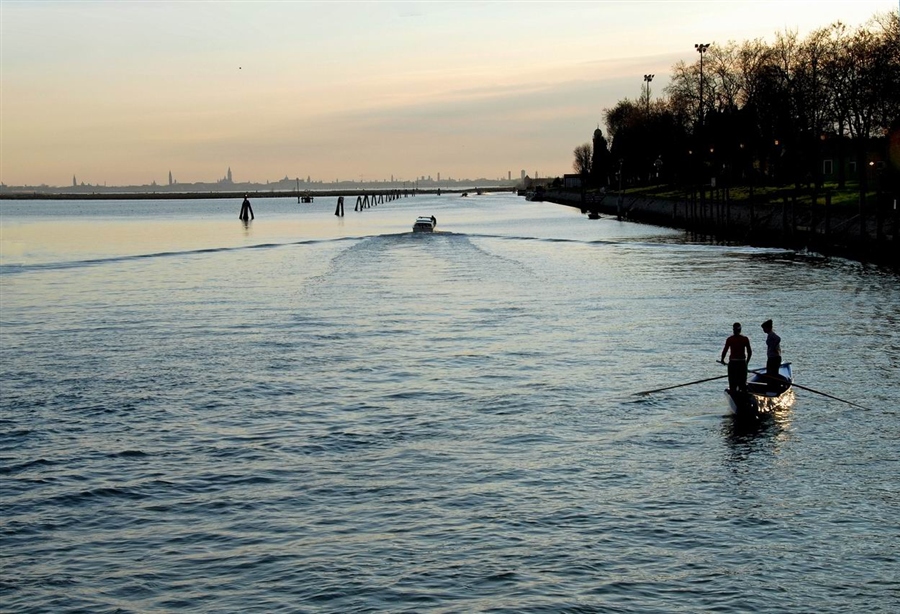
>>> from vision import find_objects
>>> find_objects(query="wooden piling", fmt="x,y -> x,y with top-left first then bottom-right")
749,185 -> 754,234
791,191 -> 797,241
860,193 -> 866,242
810,191 -> 818,248
894,197 -> 899,254
782,195 -> 788,241
690,189 -> 697,232
725,192 -> 730,235
875,189 -> 884,245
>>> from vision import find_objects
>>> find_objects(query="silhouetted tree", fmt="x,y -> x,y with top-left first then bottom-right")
589,10 -> 899,195
573,143 -> 593,178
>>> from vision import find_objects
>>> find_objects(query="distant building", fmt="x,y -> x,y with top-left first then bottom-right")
72,175 -> 76,187
227,167 -> 233,183
168,171 -> 173,186
563,174 -> 582,189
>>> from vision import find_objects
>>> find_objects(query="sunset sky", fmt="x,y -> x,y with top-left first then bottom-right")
2,0 -> 895,187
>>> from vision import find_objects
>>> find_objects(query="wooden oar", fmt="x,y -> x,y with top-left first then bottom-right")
636,364 -> 768,396
790,382 -> 873,411
636,374 -> 729,395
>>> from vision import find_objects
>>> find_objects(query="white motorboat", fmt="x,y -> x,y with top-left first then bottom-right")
413,216 -> 436,232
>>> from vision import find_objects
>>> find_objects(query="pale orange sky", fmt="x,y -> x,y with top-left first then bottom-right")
1,1 -> 895,186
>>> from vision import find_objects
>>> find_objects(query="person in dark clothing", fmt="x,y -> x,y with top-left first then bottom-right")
721,322 -> 752,393
761,319 -> 782,379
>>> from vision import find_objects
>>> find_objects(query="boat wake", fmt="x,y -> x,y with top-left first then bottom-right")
0,236 -> 364,276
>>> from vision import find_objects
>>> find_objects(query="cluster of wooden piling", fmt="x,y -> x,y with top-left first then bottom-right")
332,189 -> 413,217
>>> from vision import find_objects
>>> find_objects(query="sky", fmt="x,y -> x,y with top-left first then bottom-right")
1,0 -> 896,187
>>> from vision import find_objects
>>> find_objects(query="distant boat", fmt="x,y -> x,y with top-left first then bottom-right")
461,192 -> 469,197
525,187 -> 545,201
726,362 -> 794,416
413,216 -> 436,232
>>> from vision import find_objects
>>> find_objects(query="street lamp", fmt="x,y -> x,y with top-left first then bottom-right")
617,158 -> 624,220
695,43 -> 710,127
643,74 -> 654,115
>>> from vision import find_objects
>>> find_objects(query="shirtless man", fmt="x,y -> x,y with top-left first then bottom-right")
721,322 -> 752,393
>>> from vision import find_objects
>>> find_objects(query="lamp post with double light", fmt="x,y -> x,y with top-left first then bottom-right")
643,74 -> 654,116
694,43 -> 711,205
694,43 -> 710,128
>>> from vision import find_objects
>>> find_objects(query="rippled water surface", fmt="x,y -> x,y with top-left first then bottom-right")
2,194 -> 898,612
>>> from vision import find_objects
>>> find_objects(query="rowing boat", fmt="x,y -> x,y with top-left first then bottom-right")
726,362 -> 794,416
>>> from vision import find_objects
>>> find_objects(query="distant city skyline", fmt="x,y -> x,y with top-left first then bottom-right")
2,1 -> 895,186
48,165 -> 534,190
56,165 -> 524,190
29,164 -> 533,190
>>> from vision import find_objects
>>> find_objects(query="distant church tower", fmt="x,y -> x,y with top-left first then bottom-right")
73,175 -> 77,187
168,171 -> 173,186
227,167 -> 233,183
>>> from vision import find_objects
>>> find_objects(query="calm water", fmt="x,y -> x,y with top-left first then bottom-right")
2,194 -> 898,613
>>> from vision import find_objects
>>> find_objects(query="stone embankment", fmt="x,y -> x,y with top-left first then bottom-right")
543,190 -> 899,267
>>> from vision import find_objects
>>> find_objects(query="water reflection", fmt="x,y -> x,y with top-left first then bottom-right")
241,217 -> 252,234
722,406 -> 793,460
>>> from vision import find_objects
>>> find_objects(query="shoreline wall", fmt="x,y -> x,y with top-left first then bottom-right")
543,190 -> 899,268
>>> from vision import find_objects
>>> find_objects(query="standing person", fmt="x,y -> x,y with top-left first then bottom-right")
721,322 -> 752,393
761,319 -> 782,379
239,194 -> 254,221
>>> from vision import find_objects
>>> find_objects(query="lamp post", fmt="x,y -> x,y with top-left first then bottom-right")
643,74 -> 654,116
617,159 -> 624,220
694,43 -> 710,127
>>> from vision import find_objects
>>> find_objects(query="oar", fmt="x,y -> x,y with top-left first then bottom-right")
790,382 -> 873,411
636,364 -> 767,396
636,374 -> 728,395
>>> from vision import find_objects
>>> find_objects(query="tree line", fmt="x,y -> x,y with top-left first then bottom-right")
573,11 -> 900,200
